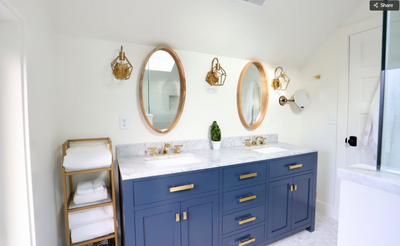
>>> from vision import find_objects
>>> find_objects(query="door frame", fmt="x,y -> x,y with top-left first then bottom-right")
335,15 -> 383,217
0,1 -> 36,245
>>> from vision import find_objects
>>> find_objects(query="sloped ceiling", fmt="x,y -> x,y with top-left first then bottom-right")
51,0 -> 365,68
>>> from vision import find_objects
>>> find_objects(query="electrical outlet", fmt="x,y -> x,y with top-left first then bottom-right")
120,115 -> 129,130
328,113 -> 337,125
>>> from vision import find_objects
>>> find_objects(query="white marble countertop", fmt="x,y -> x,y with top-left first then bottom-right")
118,143 -> 317,181
338,164 -> 400,196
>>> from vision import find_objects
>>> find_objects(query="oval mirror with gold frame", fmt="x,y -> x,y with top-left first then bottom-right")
237,60 -> 269,129
139,46 -> 186,133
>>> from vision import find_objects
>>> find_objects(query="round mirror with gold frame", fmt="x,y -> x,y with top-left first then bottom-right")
139,46 -> 186,133
237,60 -> 269,129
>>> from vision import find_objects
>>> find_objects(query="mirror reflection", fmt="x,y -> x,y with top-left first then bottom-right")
140,46 -> 186,133
241,64 -> 262,125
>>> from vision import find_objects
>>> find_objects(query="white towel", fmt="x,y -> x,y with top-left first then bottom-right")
68,205 -> 114,230
73,188 -> 108,205
63,145 -> 112,171
76,178 -> 105,195
70,218 -> 115,243
66,144 -> 110,155
363,82 -> 380,157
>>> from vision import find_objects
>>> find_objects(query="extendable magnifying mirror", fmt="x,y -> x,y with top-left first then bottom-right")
279,90 -> 310,108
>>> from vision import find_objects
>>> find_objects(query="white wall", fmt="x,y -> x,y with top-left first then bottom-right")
0,19 -> 32,246
298,0 -> 382,219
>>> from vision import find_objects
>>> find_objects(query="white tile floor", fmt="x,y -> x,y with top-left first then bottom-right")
268,213 -> 338,246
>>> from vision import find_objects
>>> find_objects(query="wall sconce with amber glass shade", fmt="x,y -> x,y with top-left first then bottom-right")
206,58 -> 227,86
111,46 -> 133,80
271,67 -> 290,91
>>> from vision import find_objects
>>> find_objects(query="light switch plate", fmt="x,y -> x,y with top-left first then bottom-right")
269,115 -> 274,124
120,115 -> 129,130
328,113 -> 337,125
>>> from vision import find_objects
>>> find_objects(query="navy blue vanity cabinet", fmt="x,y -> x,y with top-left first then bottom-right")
267,153 -> 317,243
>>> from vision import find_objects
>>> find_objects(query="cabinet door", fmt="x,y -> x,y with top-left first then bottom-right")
291,173 -> 313,229
268,178 -> 292,239
135,203 -> 181,246
181,195 -> 219,246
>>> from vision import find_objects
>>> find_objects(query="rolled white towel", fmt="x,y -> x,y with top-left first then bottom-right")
63,147 -> 112,171
73,188 -> 108,205
76,178 -> 105,195
70,218 -> 115,243
66,144 -> 110,155
68,205 -> 114,229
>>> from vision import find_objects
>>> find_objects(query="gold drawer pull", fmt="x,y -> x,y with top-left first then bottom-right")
290,185 -> 293,192
170,183 -> 194,193
240,172 -> 258,179
239,216 -> 256,225
239,194 -> 257,203
176,213 -> 180,222
238,237 -> 256,246
183,211 -> 187,220
289,163 -> 303,169
294,184 -> 297,191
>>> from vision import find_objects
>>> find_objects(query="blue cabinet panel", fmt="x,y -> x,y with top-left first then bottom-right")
222,225 -> 265,246
268,178 -> 292,238
223,162 -> 267,189
291,173 -> 312,229
222,204 -> 265,234
134,170 -> 219,205
269,154 -> 314,179
135,203 -> 181,246
223,184 -> 266,211
181,195 -> 219,246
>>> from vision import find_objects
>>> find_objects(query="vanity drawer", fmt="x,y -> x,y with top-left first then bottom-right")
223,184 -> 266,211
223,204 -> 265,234
222,224 -> 265,246
133,170 -> 219,206
269,154 -> 315,179
223,162 -> 267,188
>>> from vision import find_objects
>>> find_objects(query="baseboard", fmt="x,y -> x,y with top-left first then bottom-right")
316,200 -> 338,221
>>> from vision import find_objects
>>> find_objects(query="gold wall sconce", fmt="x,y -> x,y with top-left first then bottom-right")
312,75 -> 321,79
206,57 -> 227,86
271,67 -> 290,91
111,46 -> 133,80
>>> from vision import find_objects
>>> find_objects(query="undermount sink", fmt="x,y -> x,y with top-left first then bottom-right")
144,154 -> 204,168
252,146 -> 289,154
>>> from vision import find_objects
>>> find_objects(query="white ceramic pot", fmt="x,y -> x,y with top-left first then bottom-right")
212,141 -> 221,150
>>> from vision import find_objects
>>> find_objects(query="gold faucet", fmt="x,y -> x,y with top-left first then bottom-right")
252,136 -> 261,146
244,139 -> 252,147
174,145 -> 183,154
260,137 -> 267,145
147,147 -> 158,157
163,142 -> 171,155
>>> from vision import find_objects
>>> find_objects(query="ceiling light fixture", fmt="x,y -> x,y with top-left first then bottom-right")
111,46 -> 133,80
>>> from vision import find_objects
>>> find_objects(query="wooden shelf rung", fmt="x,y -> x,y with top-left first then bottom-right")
64,167 -> 112,176
68,201 -> 114,213
71,233 -> 115,246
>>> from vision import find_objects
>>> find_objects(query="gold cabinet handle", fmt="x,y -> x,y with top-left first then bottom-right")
238,215 -> 256,225
183,211 -> 187,220
238,237 -> 256,246
176,213 -> 180,222
239,194 -> 257,203
170,183 -> 194,193
294,184 -> 297,191
289,163 -> 303,169
290,185 -> 293,192
240,172 -> 258,179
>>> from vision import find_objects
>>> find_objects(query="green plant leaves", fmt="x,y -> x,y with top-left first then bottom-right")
211,121 -> 221,141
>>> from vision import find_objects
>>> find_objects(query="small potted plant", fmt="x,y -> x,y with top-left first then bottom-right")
210,121 -> 221,150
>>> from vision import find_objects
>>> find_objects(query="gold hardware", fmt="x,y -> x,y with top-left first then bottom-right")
260,137 -> 267,145
111,46 -> 133,80
289,163 -> 303,170
271,66 -> 290,91
239,194 -> 257,203
290,185 -> 293,192
312,75 -> 321,79
240,172 -> 258,180
183,212 -> 187,220
163,142 -> 171,155
238,237 -> 256,246
206,57 -> 227,86
244,139 -> 252,147
279,95 -> 295,106
176,213 -> 180,222
239,216 -> 256,225
252,136 -> 261,146
294,184 -> 297,191
147,147 -> 158,157
174,145 -> 183,154
170,183 -> 194,193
